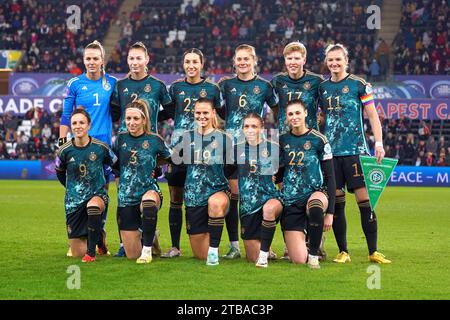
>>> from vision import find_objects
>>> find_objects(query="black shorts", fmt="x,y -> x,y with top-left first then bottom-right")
185,205 -> 209,235
66,206 -> 88,239
117,191 -> 163,231
165,164 -> 187,188
281,202 -> 307,234
240,212 -> 263,240
66,195 -> 108,239
333,155 -> 366,192
117,204 -> 142,231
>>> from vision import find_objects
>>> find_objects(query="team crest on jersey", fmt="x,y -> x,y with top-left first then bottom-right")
262,148 -> 269,158
253,86 -> 261,94
89,152 -> 97,161
342,86 -> 350,94
142,141 -> 149,149
303,141 -> 311,150
144,84 -> 152,93
210,140 -> 218,149
103,82 -> 111,91
303,82 -> 311,90
199,89 -> 207,98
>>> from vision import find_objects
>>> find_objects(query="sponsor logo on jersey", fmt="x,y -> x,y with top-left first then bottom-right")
284,144 -> 290,149
89,152 -> 97,161
262,148 -> 269,158
144,84 -> 152,93
179,91 -> 185,95
142,141 -> 149,149
282,84 -> 288,89
123,88 -> 129,93
303,82 -> 311,90
210,140 -> 218,149
230,88 -> 237,93
103,82 -> 111,91
199,89 -> 207,98
303,141 -> 311,150
69,157 -> 75,162
342,85 -> 350,94
81,86 -> 88,91
121,143 -> 127,148
253,86 -> 261,94
323,90 -> 328,95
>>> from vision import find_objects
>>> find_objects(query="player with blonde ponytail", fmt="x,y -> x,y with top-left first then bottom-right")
59,40 -> 117,258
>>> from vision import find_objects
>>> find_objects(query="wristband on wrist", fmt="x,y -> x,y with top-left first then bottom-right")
375,141 -> 383,148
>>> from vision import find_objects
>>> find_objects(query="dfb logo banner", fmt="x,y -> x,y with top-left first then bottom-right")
360,156 -> 398,211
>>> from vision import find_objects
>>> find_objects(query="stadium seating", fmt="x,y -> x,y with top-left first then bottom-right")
393,0 -> 449,75
0,0 -> 123,73
107,0 -> 383,75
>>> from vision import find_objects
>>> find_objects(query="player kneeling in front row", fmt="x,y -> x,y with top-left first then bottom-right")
113,101 -> 172,264
175,98 -> 231,266
228,113 -> 283,268
278,100 -> 335,269
56,108 -> 117,263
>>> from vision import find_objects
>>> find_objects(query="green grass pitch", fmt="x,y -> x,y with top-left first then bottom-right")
0,180 -> 449,300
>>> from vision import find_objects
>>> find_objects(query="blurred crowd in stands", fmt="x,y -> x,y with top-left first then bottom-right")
393,0 -> 449,75
1,0 -> 122,73
1,0 -> 447,76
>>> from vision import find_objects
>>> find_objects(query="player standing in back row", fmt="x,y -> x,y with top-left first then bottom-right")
59,40 -> 117,257
110,41 -> 172,257
219,44 -> 278,259
271,42 -> 323,135
319,44 -> 391,264
162,48 -> 222,259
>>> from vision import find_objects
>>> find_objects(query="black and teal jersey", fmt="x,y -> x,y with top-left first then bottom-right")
182,129 -> 233,207
279,129 -> 333,206
111,75 -> 172,133
56,137 -> 117,215
169,77 -> 222,146
233,140 -> 282,217
318,74 -> 374,156
219,76 -> 278,142
113,132 -> 172,207
271,71 -> 323,134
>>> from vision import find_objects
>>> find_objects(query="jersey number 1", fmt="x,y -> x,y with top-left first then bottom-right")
93,93 -> 101,106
